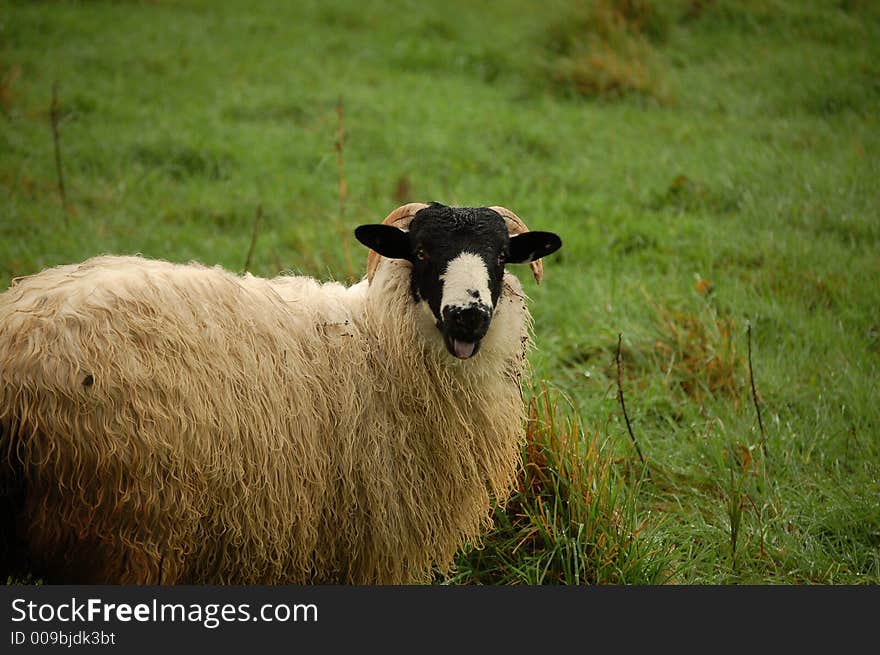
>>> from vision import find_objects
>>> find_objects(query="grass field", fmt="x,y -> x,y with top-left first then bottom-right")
2,0 -> 878,584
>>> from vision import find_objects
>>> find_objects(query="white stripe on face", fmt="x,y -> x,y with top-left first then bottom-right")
440,252 -> 493,312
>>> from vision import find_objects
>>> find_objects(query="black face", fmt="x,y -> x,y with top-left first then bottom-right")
355,203 -> 562,359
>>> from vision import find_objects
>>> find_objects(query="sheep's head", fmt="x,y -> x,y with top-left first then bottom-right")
355,202 -> 562,360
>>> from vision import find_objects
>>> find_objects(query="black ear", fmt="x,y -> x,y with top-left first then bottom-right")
508,231 -> 562,264
354,225 -> 412,261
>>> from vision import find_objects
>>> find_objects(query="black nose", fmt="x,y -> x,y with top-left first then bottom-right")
442,304 -> 492,341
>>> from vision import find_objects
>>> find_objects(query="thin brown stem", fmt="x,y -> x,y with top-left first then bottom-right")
335,98 -> 354,282
335,97 -> 347,218
747,323 -> 767,454
50,81 -> 68,218
616,333 -> 650,478
242,204 -> 263,274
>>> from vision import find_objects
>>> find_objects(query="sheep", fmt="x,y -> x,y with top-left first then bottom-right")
0,202 -> 562,584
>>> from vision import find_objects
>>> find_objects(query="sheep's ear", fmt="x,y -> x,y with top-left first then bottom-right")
354,224 -> 412,261
508,231 -> 562,264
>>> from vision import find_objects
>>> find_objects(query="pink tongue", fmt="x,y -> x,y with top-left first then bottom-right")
453,340 -> 476,359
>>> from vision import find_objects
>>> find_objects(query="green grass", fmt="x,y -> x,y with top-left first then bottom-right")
2,0 -> 878,584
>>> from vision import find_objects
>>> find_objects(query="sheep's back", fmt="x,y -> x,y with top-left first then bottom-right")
0,256 -> 354,583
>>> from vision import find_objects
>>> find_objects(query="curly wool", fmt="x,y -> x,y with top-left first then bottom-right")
0,254 -> 531,584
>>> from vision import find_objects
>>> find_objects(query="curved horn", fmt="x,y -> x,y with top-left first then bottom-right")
365,202 -> 430,283
490,205 -> 545,284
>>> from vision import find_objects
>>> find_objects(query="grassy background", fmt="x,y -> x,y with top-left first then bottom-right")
2,0 -> 878,584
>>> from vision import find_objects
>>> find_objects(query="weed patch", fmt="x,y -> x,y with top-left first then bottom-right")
544,0 -> 671,101
448,384 -> 669,584
649,301 -> 743,402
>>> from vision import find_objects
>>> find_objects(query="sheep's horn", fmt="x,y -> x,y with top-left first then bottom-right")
490,206 -> 545,284
365,202 -> 429,282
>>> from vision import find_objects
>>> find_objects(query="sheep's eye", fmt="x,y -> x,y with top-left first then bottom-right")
497,253 -> 507,267
415,247 -> 428,262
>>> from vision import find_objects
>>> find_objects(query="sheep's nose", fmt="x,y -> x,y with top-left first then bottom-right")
442,304 -> 492,341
